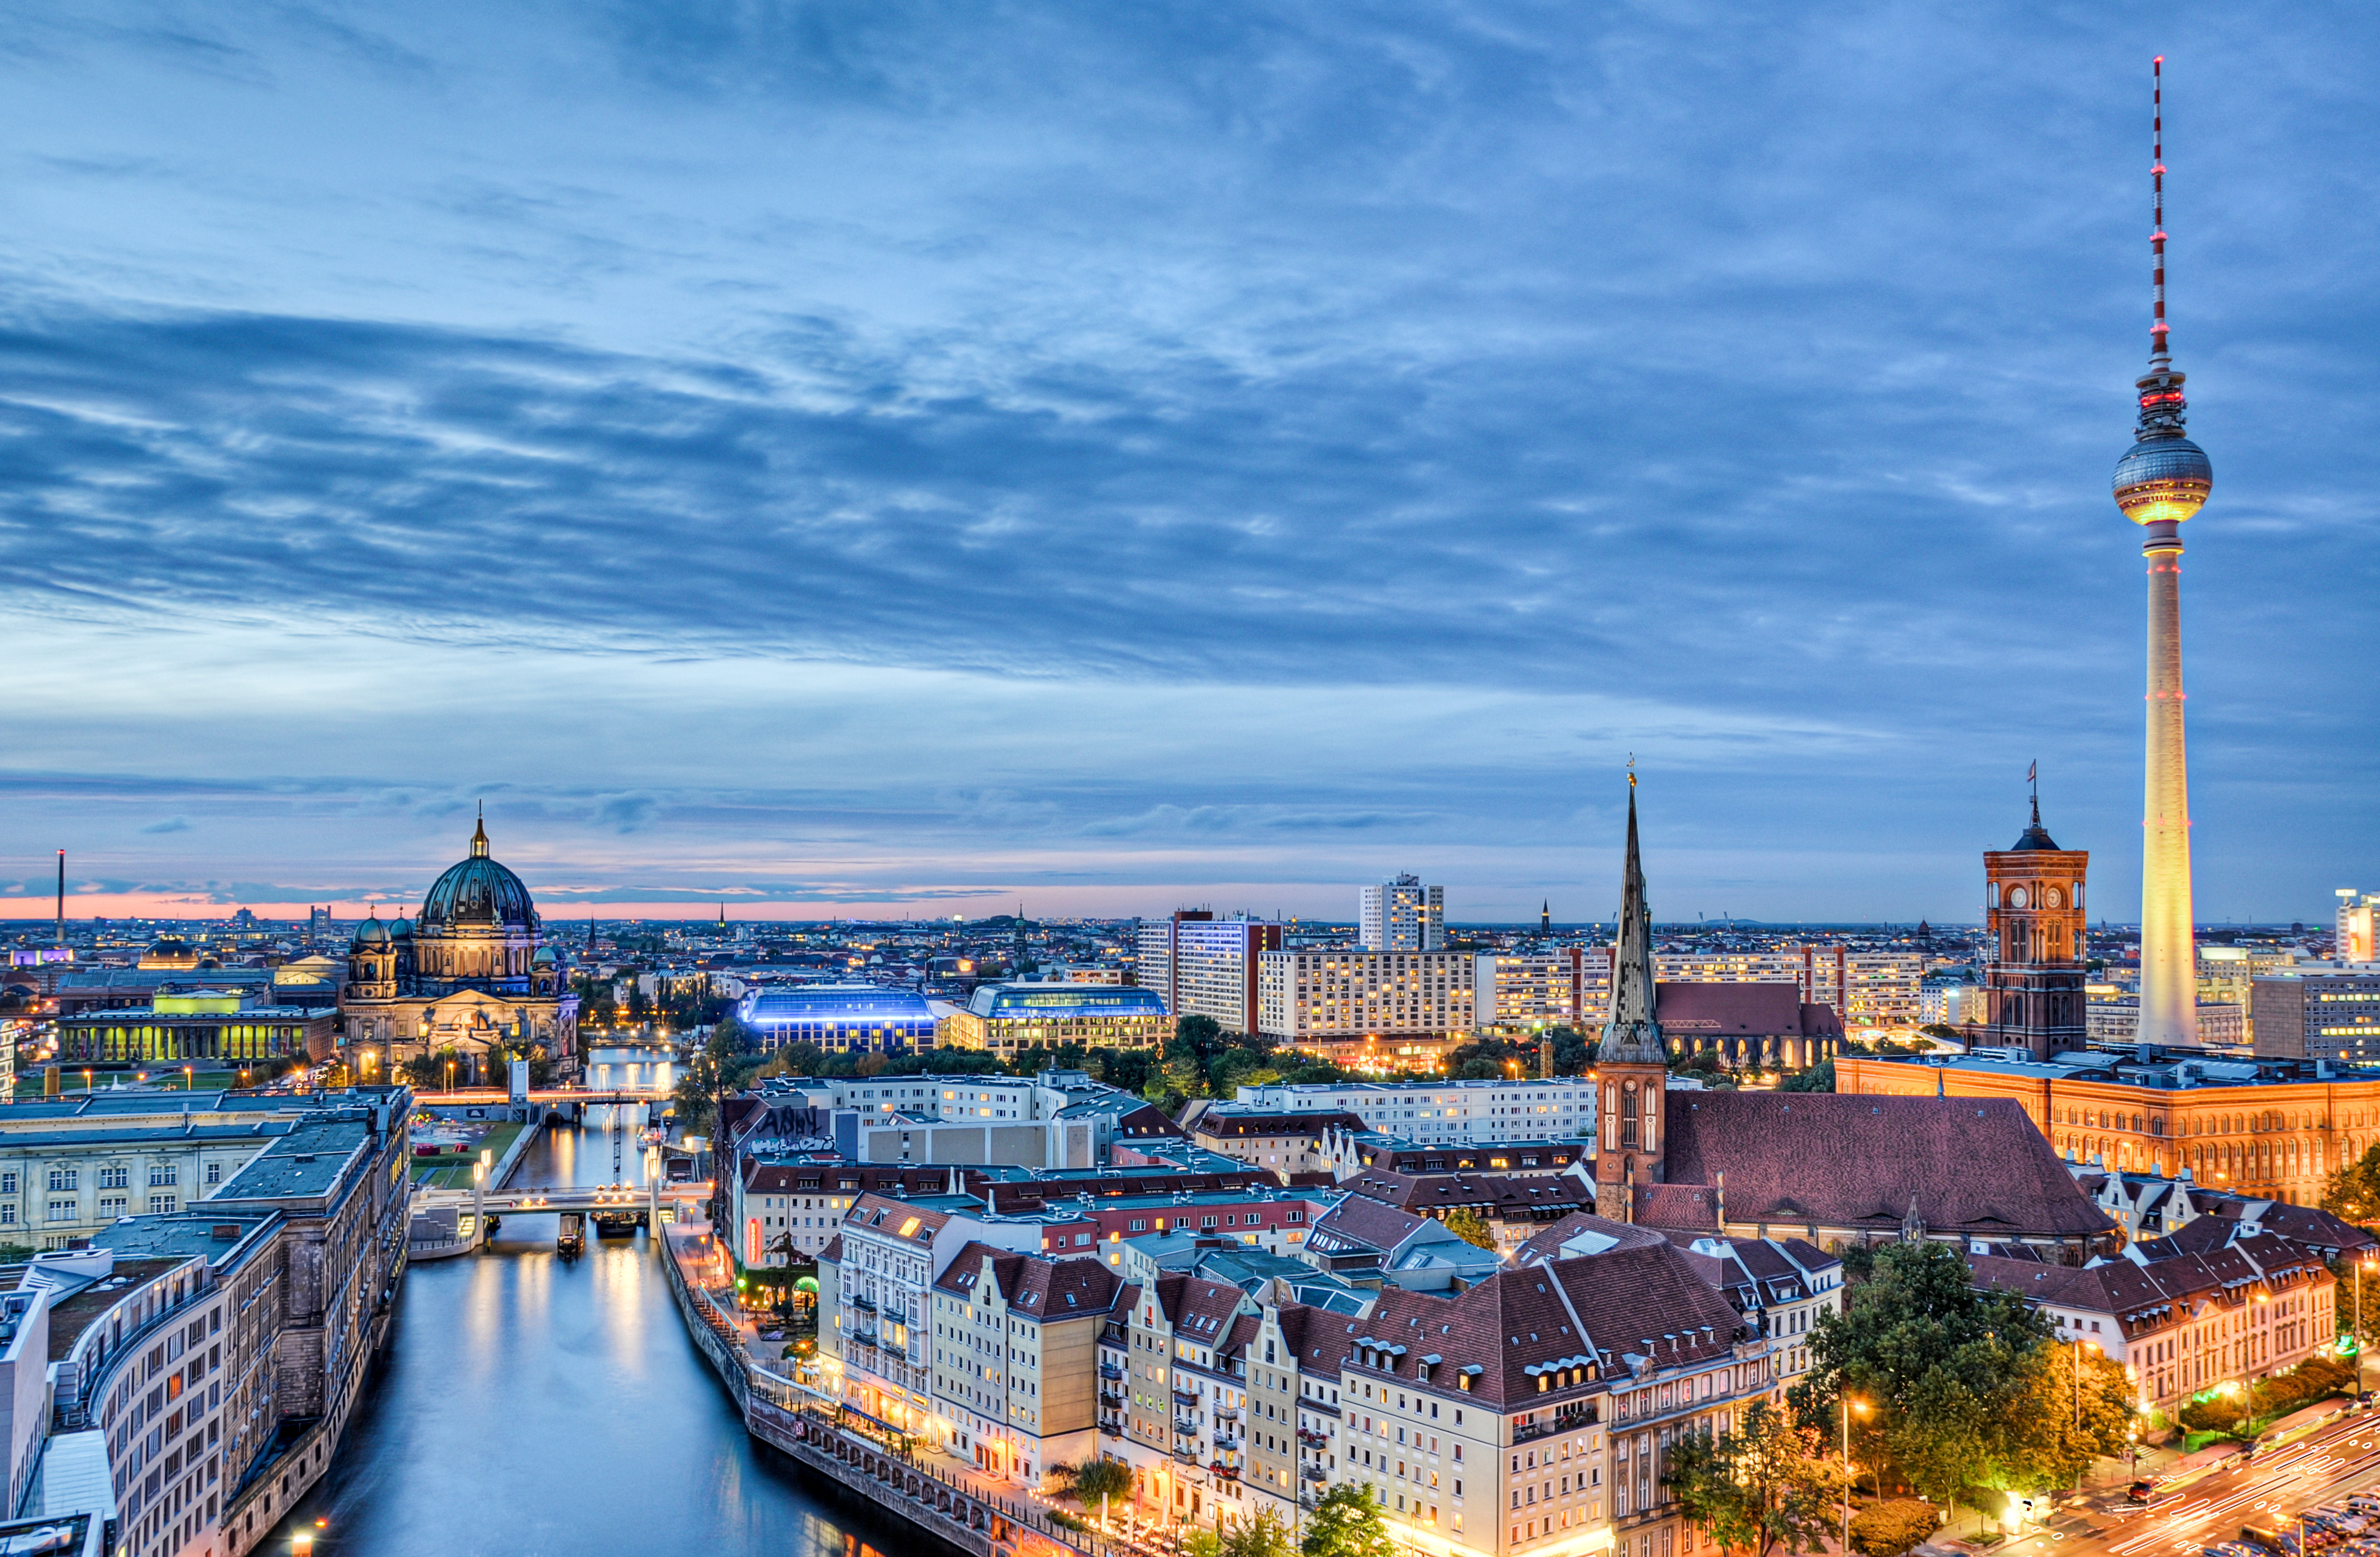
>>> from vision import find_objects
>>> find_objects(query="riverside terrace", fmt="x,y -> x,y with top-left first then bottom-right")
1838,1044 -> 2380,1208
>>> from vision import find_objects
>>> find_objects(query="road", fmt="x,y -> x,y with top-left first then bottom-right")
2016,1415 -> 2380,1557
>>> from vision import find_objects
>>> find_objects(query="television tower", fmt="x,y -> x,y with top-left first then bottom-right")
2112,57 -> 2213,1045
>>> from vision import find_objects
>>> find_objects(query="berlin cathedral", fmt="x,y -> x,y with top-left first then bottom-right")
340,814 -> 578,1084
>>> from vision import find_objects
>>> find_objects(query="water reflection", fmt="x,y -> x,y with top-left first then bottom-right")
266,1120 -> 912,1557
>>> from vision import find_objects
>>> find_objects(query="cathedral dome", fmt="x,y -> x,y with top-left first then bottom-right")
351,915 -> 392,949
417,817 -> 537,932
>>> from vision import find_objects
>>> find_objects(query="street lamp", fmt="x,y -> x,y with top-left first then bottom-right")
1841,1395 -> 1869,1554
2360,1258 -> 2376,1395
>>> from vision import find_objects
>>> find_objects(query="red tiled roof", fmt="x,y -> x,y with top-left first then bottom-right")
1336,1240 -> 1750,1410
1655,982 -> 1812,1036
1657,1092 -> 2112,1239
1195,1111 -> 1368,1140
1511,1212 -> 1670,1266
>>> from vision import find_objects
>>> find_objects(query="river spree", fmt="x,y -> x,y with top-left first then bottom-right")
264,1116 -> 905,1557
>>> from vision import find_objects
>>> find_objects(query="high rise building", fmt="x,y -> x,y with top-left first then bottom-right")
1972,793 -> 2091,1061
2337,890 -> 2379,962
2113,58 -> 2213,1047
1358,874 -> 1443,951
1134,911 -> 1281,1034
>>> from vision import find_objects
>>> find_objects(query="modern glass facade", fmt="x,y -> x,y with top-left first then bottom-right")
738,983 -> 936,1052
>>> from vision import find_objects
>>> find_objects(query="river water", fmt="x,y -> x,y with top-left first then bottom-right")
265,1114 -> 909,1557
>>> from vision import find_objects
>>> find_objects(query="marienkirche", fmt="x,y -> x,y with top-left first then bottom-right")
340,813 -> 578,1082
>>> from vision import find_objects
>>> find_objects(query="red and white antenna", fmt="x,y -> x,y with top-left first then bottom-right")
2150,56 -> 2169,364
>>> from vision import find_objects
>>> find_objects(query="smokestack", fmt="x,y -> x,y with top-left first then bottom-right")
55,850 -> 64,947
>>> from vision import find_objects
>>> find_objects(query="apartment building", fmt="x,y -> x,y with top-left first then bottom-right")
1970,1237 -> 2335,1412
1228,1079 -> 1598,1144
2252,968 -> 2380,1064
1656,946 -> 1921,1033
821,1191 -> 1094,1445
733,1161 -> 862,1267
1121,1273 -> 1263,1525
1187,1110 -> 1368,1176
1138,914 -> 1282,1033
929,1244 -> 1127,1484
1255,950 -> 1476,1047
1360,878 -> 1444,953
1474,951 -> 1608,1034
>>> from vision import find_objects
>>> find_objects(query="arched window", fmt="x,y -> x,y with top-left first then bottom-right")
1621,1082 -> 1640,1150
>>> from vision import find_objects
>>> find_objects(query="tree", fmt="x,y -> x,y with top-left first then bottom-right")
1779,1060 -> 1835,1094
1441,1208 -> 1498,1251
1059,1457 -> 1134,1505
1849,1500 -> 1941,1557
2321,1142 -> 2380,1227
1789,1240 -> 2105,1516
1302,1484 -> 1394,1557
1222,1508 -> 1295,1557
1667,1400 -> 1848,1557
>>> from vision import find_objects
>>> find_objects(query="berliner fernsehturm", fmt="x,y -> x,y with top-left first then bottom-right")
2112,56 -> 2213,1046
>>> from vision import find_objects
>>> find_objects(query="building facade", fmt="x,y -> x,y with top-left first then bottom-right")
737,983 -> 937,1054
337,817 -> 577,1082
2252,969 -> 2380,1065
1138,914 -> 1282,1034
1360,876 -> 1445,953
1838,1046 -> 2380,1208
55,993 -> 336,1073
1256,951 -> 1478,1051
938,982 -> 1168,1058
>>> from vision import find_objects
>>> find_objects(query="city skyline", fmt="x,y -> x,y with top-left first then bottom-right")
5,8 -> 2377,924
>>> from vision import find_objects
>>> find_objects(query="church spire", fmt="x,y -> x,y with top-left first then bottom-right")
1598,773 -> 1665,1064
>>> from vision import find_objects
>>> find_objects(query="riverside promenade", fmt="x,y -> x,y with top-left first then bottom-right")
659,1222 -> 1128,1557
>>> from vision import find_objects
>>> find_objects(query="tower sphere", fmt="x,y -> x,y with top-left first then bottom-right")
2112,434 -> 2212,525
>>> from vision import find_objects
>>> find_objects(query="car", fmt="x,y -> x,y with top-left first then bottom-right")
2131,1481 -> 2159,1504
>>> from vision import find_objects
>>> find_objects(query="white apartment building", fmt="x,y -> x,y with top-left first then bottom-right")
1653,945 -> 1923,1032
1228,1078 -> 1596,1142
2339,891 -> 2380,962
1137,913 -> 1281,1033
824,1191 -> 1091,1446
1257,951 -> 1475,1043
1360,876 -> 1444,952
1474,950 -> 1609,1032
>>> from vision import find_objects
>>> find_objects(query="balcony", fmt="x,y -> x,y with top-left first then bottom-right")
1099,1364 -> 1125,1381
1296,1429 -> 1327,1448
1212,1405 -> 1241,1422
1210,1464 -> 1240,1481
1301,1466 -> 1328,1484
1101,1391 -> 1126,1408
1101,1424 -> 1124,1438
1173,1384 -> 1201,1402
1212,1433 -> 1241,1451
850,1294 -> 877,1313
852,1329 -> 879,1349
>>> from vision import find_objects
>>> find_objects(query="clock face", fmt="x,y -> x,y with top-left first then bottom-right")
2007,885 -> 2028,909
2044,887 -> 2063,908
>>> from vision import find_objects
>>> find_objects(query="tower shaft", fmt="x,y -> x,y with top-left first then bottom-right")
2140,523 -> 2197,1043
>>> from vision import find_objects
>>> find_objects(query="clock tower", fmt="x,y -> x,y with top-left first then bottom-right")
1974,786 -> 2091,1061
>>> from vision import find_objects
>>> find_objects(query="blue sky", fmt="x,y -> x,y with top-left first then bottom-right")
1,2 -> 2373,925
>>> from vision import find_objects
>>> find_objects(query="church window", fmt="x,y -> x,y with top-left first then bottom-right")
1621,1083 -> 1640,1150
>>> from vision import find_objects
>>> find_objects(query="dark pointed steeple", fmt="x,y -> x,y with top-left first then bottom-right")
1598,774 -> 1666,1065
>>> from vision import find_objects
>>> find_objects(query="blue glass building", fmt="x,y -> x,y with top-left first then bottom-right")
737,982 -> 936,1053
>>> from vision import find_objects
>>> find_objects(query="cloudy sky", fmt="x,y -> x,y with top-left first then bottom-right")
2,2 -> 2373,925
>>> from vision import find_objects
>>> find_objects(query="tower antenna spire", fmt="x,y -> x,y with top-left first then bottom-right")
2151,55 -> 2168,366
